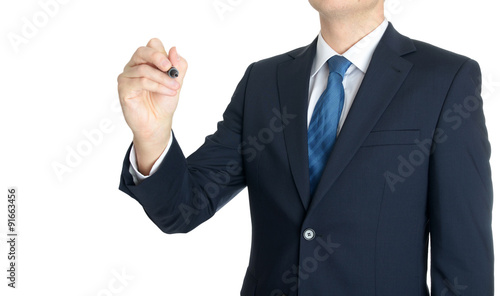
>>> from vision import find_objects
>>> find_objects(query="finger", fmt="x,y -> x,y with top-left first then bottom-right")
126,46 -> 172,72
119,76 -> 177,97
168,46 -> 181,68
123,64 -> 180,90
168,47 -> 188,78
147,38 -> 167,54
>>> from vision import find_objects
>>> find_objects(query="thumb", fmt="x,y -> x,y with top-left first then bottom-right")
168,47 -> 187,79
169,46 -> 180,64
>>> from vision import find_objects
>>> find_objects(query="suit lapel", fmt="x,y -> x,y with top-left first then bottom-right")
277,38 -> 317,210
308,23 -> 417,212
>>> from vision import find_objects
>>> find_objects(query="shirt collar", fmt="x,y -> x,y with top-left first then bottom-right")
311,18 -> 389,77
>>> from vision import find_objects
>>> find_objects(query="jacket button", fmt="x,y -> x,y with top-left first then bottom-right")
303,228 -> 315,240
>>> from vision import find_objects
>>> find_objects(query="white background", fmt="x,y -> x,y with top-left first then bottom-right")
1,0 -> 499,295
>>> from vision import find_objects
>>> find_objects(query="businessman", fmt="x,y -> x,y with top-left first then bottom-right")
117,0 -> 494,295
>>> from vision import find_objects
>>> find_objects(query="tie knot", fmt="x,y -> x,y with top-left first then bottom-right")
327,55 -> 352,78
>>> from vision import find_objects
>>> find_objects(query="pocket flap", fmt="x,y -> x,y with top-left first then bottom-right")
362,129 -> 420,147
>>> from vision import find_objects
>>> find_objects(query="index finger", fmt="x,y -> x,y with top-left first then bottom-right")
125,43 -> 171,72
146,38 -> 167,54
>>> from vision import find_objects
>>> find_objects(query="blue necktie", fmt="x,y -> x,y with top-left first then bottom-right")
308,55 -> 352,196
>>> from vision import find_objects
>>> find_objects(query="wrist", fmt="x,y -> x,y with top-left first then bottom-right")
133,127 -> 171,175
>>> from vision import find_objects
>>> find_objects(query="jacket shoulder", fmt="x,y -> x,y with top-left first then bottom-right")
251,43 -> 310,70
406,38 -> 475,69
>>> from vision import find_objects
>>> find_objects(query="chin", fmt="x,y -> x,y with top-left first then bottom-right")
308,0 -> 381,17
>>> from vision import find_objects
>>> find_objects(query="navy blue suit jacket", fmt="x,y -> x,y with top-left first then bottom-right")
119,23 -> 493,295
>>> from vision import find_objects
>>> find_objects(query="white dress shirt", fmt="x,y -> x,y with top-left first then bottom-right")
129,19 -> 389,184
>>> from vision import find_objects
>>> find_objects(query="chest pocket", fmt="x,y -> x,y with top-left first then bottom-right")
361,129 -> 420,147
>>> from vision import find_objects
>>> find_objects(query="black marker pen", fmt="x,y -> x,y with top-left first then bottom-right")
167,67 -> 179,78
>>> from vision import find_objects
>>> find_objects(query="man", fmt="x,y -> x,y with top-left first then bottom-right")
117,0 -> 494,295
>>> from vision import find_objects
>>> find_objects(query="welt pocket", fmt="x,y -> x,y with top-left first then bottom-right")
361,129 -> 420,147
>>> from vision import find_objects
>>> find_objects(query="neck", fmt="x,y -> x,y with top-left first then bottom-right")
319,11 -> 384,54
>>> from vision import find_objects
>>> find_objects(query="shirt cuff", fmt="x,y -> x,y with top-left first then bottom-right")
128,131 -> 173,185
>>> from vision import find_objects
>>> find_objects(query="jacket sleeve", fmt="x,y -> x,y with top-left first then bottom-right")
429,58 -> 494,295
118,63 -> 255,234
